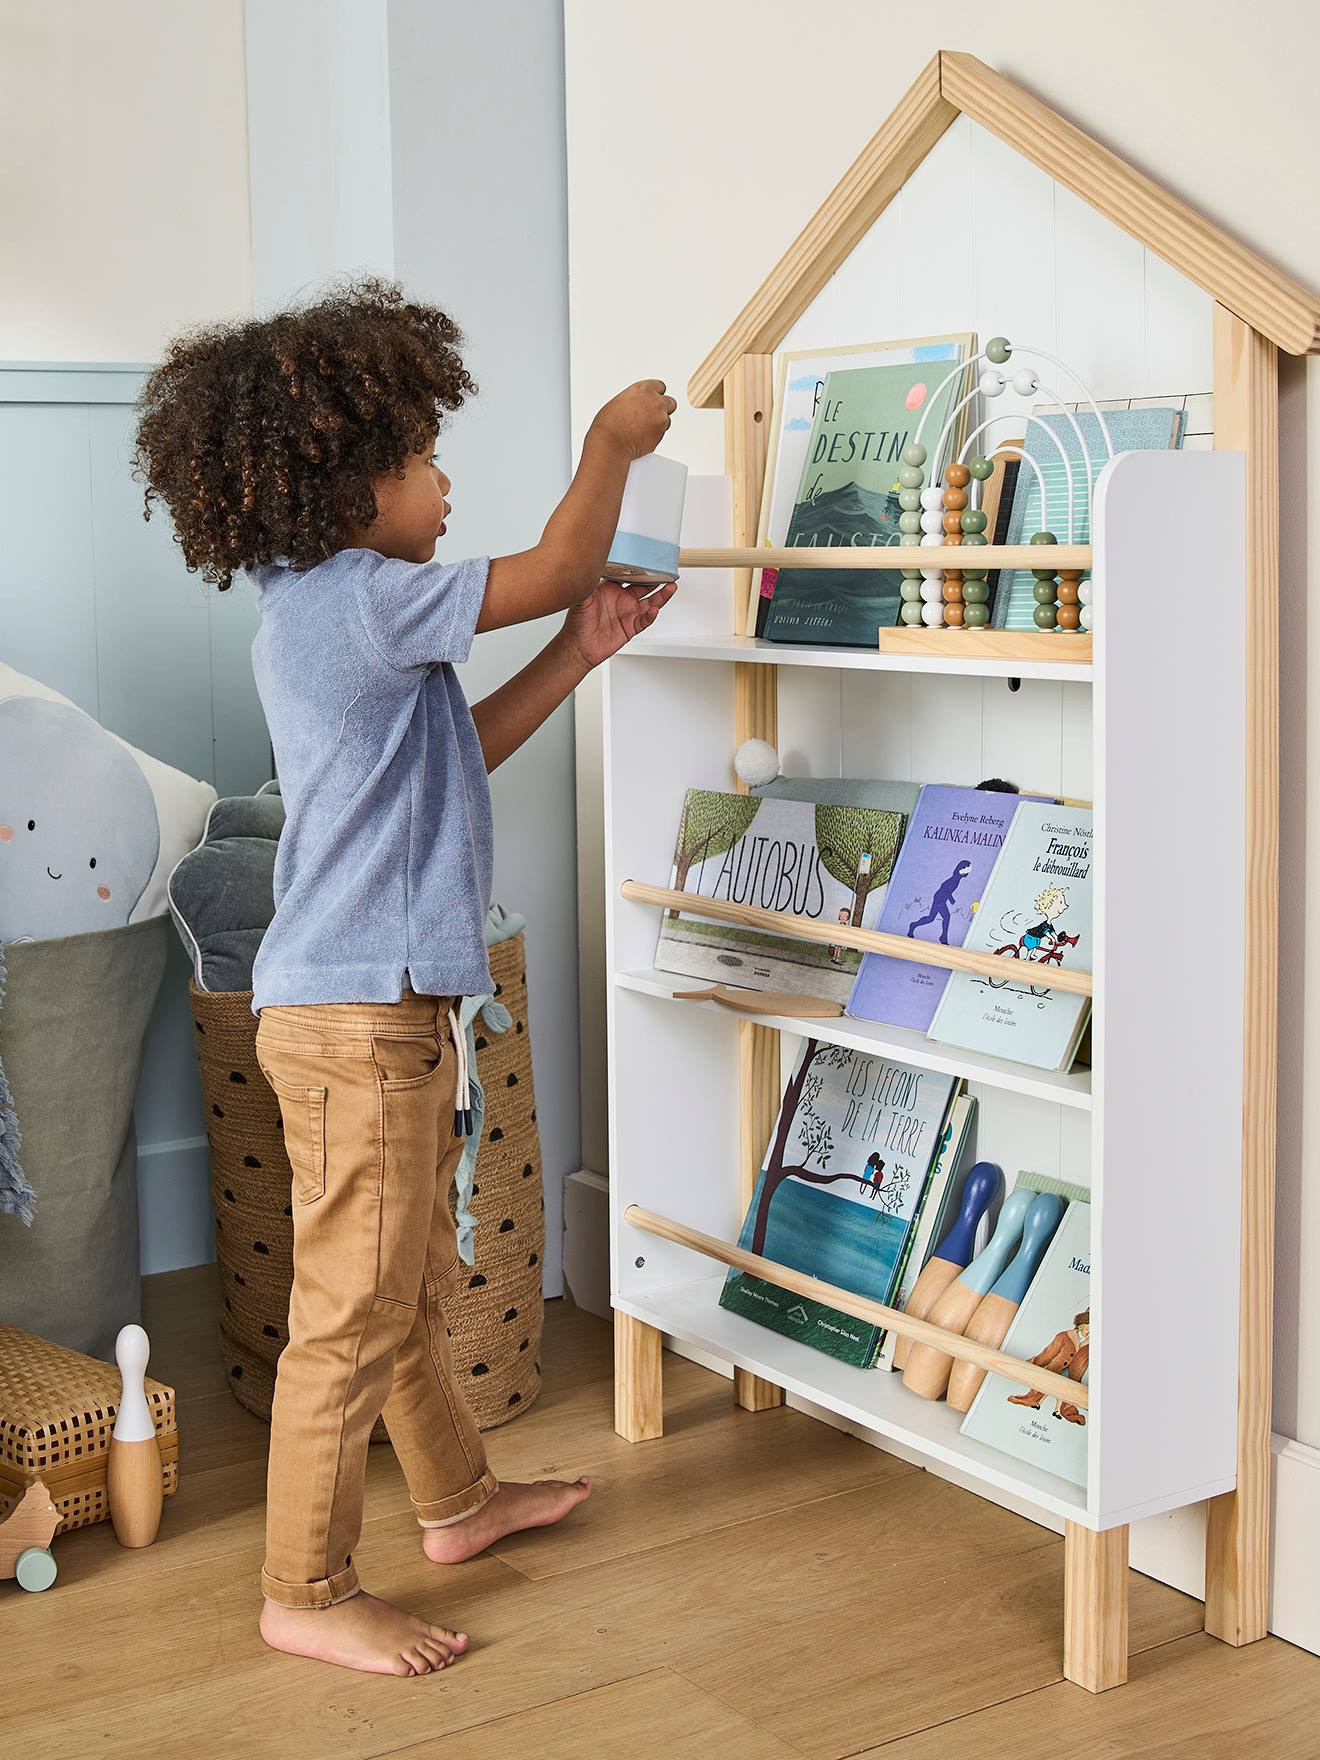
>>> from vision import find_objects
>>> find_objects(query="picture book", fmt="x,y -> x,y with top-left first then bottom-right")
927,801 -> 1093,1072
993,403 -> 1189,629
960,1198 -> 1092,1486
653,789 -> 906,1004
719,1042 -> 960,1366
846,785 -> 1028,1032
749,336 -> 973,637
875,1092 -> 978,1369
762,360 -> 968,647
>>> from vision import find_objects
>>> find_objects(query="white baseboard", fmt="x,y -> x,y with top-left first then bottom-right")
648,1328 -> 1320,1656
137,1137 -> 214,1275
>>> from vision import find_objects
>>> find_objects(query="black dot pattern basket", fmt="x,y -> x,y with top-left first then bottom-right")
189,932 -> 544,1434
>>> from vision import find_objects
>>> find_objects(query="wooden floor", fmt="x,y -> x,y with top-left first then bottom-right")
6,1268 -> 1318,1759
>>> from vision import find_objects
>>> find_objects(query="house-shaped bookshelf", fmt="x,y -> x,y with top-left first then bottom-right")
604,51 -> 1315,1692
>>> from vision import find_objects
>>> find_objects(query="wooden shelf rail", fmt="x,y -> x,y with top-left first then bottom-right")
624,1204 -> 1089,1410
679,544 -> 1093,571
620,880 -> 1094,997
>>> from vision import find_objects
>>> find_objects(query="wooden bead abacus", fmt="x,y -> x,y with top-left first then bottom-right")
1031,530 -> 1061,630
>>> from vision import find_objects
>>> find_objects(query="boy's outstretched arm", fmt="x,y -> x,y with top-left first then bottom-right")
471,578 -> 676,772
476,381 -> 676,633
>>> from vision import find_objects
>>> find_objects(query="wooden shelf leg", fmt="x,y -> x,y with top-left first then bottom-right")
1063,1521 -> 1129,1693
1203,305 -> 1278,1648
734,1019 -> 785,1414
614,1311 -> 663,1442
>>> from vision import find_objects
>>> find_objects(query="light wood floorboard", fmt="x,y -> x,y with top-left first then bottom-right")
2,1265 -> 1313,1760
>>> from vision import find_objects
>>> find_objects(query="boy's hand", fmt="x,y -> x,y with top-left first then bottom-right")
588,381 -> 677,460
559,579 -> 677,670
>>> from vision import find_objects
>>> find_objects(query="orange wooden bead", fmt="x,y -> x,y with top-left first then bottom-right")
942,486 -> 968,511
945,462 -> 971,488
1058,570 -> 1081,604
942,510 -> 963,535
1057,602 -> 1081,631
942,577 -> 963,602
944,602 -> 965,626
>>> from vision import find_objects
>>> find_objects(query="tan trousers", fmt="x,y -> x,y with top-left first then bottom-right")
255,991 -> 496,1609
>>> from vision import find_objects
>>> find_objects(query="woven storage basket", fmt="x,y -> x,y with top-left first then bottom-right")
190,931 -> 544,1433
0,1322 -> 178,1534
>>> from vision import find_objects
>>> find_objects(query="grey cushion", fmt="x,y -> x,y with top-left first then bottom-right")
0,919 -> 168,1358
169,791 -> 285,993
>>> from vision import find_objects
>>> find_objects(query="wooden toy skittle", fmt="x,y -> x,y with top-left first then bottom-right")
0,1480 -> 59,1592
893,1161 -> 1003,1371
901,1184 -> 1036,1401
946,1192 -> 1064,1412
107,1324 -> 163,1548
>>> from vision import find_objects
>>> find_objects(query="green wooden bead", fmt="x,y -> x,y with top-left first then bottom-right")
898,465 -> 924,489
1031,567 -> 1058,582
960,531 -> 987,547
901,566 -> 922,580
962,580 -> 989,604
899,488 -> 922,511
900,578 -> 924,602
959,509 -> 987,534
900,601 -> 925,625
1034,579 -> 1059,605
899,511 -> 922,534
986,337 -> 1012,365
1031,530 -> 1058,546
902,442 -> 927,468
1034,604 -> 1059,629
961,565 -> 987,582
898,532 -> 922,547
963,603 -> 990,628
969,455 -> 994,481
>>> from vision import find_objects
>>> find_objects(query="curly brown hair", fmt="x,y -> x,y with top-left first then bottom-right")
133,278 -> 476,590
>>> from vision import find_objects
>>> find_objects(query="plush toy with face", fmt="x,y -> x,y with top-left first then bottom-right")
0,697 -> 160,941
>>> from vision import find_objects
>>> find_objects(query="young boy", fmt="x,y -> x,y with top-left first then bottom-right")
135,279 -> 677,1677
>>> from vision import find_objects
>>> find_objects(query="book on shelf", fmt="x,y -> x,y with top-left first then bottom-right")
718,1041 -> 961,1366
762,359 -> 970,647
846,784 -> 1031,1034
874,1091 -> 978,1370
749,335 -> 973,637
653,788 -> 906,1005
927,800 -> 1093,1072
992,402 -> 1191,630
959,1197 -> 1091,1486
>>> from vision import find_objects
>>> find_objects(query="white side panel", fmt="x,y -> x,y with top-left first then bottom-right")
1091,449 -> 1246,1523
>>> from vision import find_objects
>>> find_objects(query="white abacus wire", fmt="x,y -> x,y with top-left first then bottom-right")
961,439 -> 1052,534
1013,344 -> 1117,459
910,352 -> 989,470
1020,374 -> 1097,514
950,411 -> 1074,541
956,416 -> 1052,529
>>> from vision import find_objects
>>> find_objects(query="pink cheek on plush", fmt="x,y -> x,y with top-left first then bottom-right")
97,885 -> 111,901
0,826 -> 12,842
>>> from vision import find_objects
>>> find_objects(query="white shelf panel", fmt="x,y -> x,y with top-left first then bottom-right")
614,967 -> 1092,1111
621,632 -> 1094,683
616,1276 -> 1090,1526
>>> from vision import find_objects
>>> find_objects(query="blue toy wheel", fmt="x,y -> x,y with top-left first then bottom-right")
15,1546 -> 57,1592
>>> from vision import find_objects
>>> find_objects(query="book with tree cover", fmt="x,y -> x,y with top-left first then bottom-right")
847,785 -> 1028,1032
718,1042 -> 959,1367
653,789 -> 906,1004
928,801 -> 1093,1072
960,1198 -> 1091,1486
875,1091 -> 978,1369
762,360 -> 967,646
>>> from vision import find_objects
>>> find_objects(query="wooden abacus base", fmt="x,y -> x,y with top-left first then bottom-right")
879,628 -> 1093,663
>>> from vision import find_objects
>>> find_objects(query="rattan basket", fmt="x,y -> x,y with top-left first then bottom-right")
0,1323 -> 178,1533
190,931 -> 545,1432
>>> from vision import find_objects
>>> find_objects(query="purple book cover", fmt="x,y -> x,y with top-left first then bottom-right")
846,786 -> 1025,1032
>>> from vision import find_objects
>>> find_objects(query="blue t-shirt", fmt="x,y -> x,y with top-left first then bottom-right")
248,548 -> 493,1012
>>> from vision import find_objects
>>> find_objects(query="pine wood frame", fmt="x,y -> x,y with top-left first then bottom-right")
613,49 -> 1291,1694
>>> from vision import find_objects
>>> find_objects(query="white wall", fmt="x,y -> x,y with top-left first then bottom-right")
564,0 -> 1320,1642
0,0 -> 251,361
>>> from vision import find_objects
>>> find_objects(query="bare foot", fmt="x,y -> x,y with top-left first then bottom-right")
421,1477 -> 592,1565
260,1590 -> 470,1676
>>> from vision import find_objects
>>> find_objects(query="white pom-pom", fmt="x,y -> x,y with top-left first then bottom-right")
1011,366 -> 1040,397
978,369 -> 1007,398
734,738 -> 780,788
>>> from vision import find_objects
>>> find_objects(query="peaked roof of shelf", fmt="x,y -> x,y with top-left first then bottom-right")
689,51 -> 1320,408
